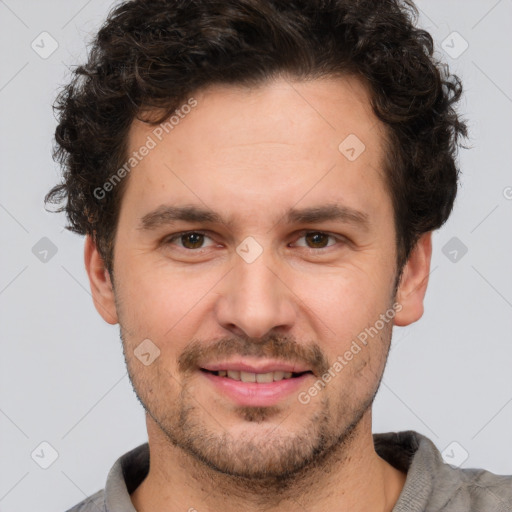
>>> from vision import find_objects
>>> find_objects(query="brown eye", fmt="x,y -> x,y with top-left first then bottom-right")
304,232 -> 331,248
180,232 -> 205,249
290,231 -> 343,252
164,231 -> 214,250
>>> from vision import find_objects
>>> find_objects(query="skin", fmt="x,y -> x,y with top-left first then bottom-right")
85,74 -> 432,512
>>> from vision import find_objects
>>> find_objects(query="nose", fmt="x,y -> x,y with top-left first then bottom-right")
214,248 -> 297,340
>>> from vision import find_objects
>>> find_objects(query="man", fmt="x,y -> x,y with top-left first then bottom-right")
46,0 -> 511,510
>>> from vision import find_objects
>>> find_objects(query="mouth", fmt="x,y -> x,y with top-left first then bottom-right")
200,368 -> 312,382
197,361 -> 314,407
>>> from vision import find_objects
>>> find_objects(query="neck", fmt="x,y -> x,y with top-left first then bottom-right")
131,410 -> 406,512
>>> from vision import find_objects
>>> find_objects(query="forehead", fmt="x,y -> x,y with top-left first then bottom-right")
120,75 -> 391,230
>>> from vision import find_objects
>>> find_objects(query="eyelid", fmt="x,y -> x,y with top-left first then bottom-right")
290,230 -> 345,250
162,229 -> 346,252
163,230 -> 216,247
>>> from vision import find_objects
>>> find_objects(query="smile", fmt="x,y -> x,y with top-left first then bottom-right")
201,369 -> 311,382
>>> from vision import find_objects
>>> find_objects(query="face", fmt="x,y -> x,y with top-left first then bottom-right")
86,75 -> 430,480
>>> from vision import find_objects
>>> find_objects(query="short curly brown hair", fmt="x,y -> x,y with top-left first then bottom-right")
45,0 -> 467,277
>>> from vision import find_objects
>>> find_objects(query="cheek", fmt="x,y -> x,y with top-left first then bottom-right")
307,263 -> 393,335
117,260 -> 223,344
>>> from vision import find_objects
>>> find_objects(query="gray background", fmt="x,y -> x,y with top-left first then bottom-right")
1,1 -> 511,510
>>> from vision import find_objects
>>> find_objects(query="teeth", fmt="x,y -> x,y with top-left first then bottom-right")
256,372 -> 274,383
273,371 -> 285,381
240,371 -> 256,383
215,370 -> 299,382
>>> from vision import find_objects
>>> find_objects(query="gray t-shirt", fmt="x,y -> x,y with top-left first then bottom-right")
66,430 -> 512,511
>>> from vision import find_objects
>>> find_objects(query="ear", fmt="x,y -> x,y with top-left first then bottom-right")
84,234 -> 118,325
393,231 -> 432,326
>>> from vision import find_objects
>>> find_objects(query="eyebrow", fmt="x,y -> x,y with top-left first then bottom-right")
138,203 -> 370,232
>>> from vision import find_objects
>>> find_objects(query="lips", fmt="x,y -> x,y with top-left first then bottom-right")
202,369 -> 309,382
200,361 -> 313,383
198,360 -> 314,407
200,370 -> 312,407
200,360 -> 313,375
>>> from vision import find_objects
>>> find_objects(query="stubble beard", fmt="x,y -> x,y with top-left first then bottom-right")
115,278 -> 395,498
121,333 -> 388,500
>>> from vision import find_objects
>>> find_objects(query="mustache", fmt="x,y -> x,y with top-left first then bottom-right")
178,334 -> 330,377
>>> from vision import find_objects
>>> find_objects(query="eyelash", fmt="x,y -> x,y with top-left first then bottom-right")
162,230 -> 346,253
